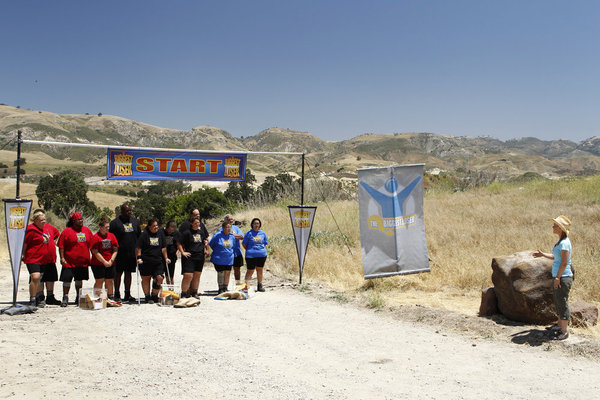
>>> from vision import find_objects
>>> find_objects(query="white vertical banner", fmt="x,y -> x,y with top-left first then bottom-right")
358,165 -> 429,279
288,205 -> 317,283
3,199 -> 33,305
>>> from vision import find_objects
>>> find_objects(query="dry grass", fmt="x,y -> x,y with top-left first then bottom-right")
227,176 -> 600,337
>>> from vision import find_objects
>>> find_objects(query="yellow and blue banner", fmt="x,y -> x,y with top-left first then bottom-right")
107,148 -> 247,181
288,205 -> 317,284
3,199 -> 32,306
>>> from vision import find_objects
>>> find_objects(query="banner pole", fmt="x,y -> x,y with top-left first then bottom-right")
16,130 -> 22,199
301,153 -> 305,206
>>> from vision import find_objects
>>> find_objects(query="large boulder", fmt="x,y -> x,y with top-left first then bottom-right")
491,251 -> 556,324
479,287 -> 498,316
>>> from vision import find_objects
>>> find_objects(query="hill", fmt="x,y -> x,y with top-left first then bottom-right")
1,104 -> 600,181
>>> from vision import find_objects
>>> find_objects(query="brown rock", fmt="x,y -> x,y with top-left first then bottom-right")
491,251 -> 556,324
571,301 -> 598,327
479,287 -> 498,316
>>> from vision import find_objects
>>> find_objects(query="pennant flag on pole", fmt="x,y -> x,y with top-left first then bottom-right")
288,205 -> 317,283
3,199 -> 32,306
358,164 -> 429,279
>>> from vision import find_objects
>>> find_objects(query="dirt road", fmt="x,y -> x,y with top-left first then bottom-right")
1,262 -> 599,399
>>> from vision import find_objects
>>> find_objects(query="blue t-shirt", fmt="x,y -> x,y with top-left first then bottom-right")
209,231 -> 235,266
242,229 -> 268,258
552,237 -> 572,278
218,225 -> 243,257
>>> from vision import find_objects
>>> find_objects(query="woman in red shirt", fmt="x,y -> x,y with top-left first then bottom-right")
58,212 -> 93,307
22,209 -> 54,307
90,218 -> 119,300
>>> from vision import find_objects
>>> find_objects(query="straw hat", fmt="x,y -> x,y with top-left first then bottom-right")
548,215 -> 571,235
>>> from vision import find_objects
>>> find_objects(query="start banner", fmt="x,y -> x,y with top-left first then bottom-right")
107,148 -> 247,181
358,164 -> 429,279
3,199 -> 32,305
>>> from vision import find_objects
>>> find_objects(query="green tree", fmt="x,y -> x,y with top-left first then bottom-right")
165,187 -> 231,223
257,173 -> 297,203
36,170 -> 97,217
224,168 -> 257,204
128,181 -> 192,225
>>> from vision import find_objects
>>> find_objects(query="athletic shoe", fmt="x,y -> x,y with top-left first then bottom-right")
125,295 -> 137,303
37,299 -> 46,308
257,283 -> 265,292
29,297 -> 37,307
551,330 -> 569,341
46,295 -> 60,305
151,294 -> 159,303
61,296 -> 68,307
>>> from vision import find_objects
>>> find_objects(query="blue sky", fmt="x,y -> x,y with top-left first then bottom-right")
2,1 -> 599,142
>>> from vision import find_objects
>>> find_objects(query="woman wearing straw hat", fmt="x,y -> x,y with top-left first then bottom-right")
532,215 -> 573,340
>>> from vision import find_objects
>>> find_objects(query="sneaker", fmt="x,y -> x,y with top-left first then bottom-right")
37,299 -> 46,308
46,295 -> 60,305
257,283 -> 265,292
125,295 -> 137,303
61,296 -> 68,307
29,297 -> 37,307
114,292 -> 121,302
551,330 -> 569,341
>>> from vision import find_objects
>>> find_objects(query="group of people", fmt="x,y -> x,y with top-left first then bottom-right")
22,203 -> 269,307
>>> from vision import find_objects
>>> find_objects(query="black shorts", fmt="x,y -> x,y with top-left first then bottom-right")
233,255 -> 244,268
26,263 -> 43,274
139,260 -> 165,277
182,256 -> 204,274
246,256 -> 267,270
91,265 -> 116,280
41,263 -> 59,282
115,255 -> 137,273
214,264 -> 232,272
60,266 -> 89,282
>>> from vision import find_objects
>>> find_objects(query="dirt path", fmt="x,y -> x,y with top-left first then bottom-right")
1,260 -> 599,399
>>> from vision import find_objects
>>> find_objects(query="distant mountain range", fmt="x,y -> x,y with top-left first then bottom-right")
1,104 -> 599,180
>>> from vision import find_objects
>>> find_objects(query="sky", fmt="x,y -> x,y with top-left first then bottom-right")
2,0 -> 599,142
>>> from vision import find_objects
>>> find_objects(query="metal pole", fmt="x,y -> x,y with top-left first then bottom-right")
16,130 -> 22,199
301,153 -> 305,206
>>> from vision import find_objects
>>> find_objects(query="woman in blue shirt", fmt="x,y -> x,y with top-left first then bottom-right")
243,218 -> 269,292
209,222 -> 235,294
532,215 -> 573,340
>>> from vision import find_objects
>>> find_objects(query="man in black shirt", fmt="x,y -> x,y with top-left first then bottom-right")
109,203 -> 141,302
179,208 -> 200,234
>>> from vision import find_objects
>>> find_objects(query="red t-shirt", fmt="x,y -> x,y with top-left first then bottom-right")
90,231 -> 119,266
44,224 -> 60,263
58,226 -> 93,268
23,223 -> 58,265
